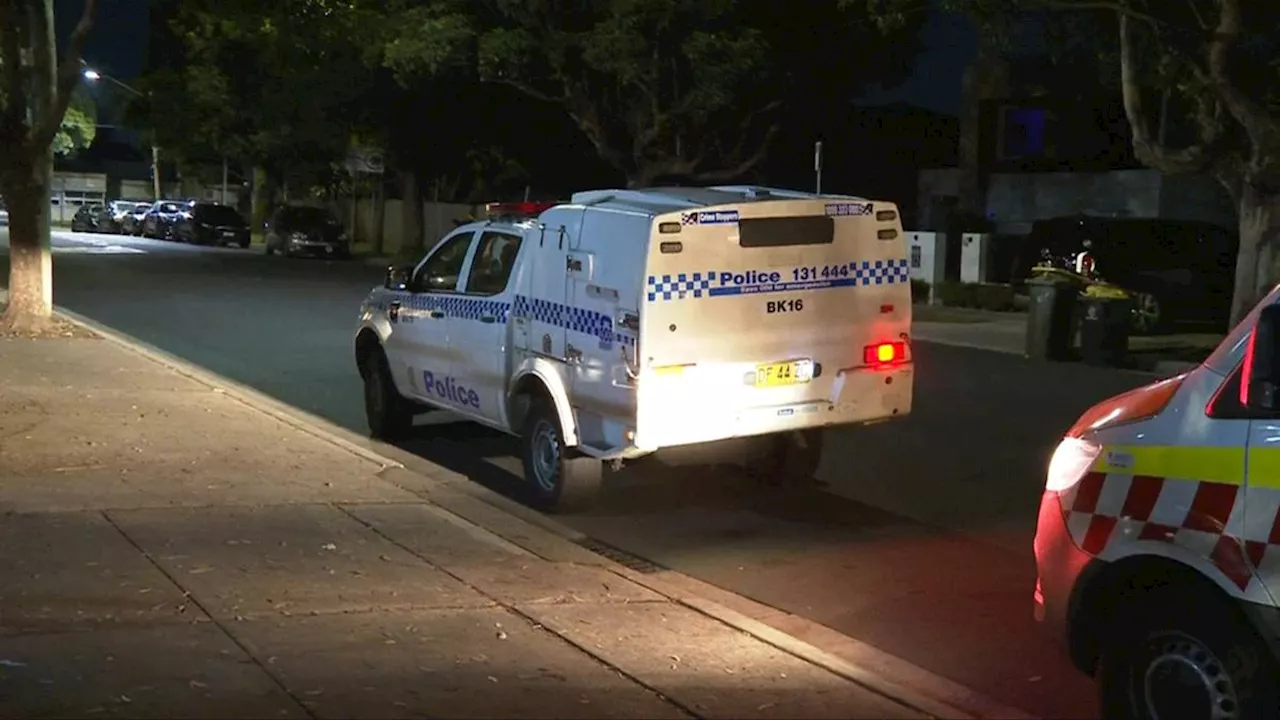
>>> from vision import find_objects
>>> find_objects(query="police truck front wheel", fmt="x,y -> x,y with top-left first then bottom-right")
361,348 -> 415,441
747,429 -> 824,486
520,399 -> 602,513
1096,585 -> 1280,720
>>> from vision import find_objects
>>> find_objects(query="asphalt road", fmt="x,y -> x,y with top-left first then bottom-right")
3,229 -> 1151,718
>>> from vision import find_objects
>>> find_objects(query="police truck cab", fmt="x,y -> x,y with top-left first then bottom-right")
354,186 -> 914,512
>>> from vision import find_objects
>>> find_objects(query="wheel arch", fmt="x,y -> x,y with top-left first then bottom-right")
1068,554 -> 1233,675
507,364 -> 578,447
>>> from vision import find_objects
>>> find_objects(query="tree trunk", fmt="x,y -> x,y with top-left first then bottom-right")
0,150 -> 55,334
399,169 -> 425,258
372,177 -> 387,255
249,166 -> 274,238
1230,184 -> 1280,325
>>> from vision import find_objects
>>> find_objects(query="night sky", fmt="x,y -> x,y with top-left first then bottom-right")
56,0 -> 149,81
56,0 -> 976,116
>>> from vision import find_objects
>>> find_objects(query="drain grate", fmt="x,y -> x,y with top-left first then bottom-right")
574,537 -> 665,574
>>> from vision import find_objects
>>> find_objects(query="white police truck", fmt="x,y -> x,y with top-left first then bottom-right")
354,186 -> 914,512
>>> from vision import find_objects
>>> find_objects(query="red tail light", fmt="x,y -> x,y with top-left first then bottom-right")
1074,251 -> 1095,277
485,201 -> 556,220
864,341 -> 906,366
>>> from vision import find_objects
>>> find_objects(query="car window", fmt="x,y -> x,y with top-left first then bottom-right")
280,207 -> 333,226
414,232 -> 474,292
158,202 -> 182,213
195,204 -> 244,225
465,231 -> 522,296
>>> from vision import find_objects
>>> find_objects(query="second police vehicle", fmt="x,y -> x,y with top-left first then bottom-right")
1036,282 -> 1280,718
354,186 -> 914,511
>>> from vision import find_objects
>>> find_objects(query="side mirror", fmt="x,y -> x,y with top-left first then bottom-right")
384,265 -> 412,291
1244,304 -> 1280,410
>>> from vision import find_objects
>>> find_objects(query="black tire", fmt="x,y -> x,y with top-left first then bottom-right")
520,397 -> 602,513
238,239 -> 250,249
360,347 -> 415,441
746,429 -> 824,486
1097,584 -> 1280,720
1131,289 -> 1172,335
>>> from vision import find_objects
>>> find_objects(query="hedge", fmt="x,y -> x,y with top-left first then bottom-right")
933,281 -> 1018,312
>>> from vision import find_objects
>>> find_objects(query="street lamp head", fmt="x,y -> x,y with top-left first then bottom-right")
82,68 -> 101,81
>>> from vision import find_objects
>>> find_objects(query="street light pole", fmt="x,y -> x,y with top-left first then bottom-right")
82,64 -> 162,199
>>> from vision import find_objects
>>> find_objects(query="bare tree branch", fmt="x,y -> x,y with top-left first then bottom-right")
1184,0 -> 1209,30
33,0 -> 96,150
1118,12 -> 1212,174
0,2 -> 31,155
1041,0 -> 1161,27
690,123 -> 781,183
490,76 -> 563,104
1205,0 -> 1280,167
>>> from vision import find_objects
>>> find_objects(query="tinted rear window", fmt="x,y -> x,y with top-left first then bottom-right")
279,207 -> 334,225
738,216 -> 834,248
195,204 -> 244,224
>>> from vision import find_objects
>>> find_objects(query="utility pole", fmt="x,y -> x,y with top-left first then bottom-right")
221,156 -> 229,204
151,144 -> 161,199
814,141 -> 823,195
82,63 -> 162,199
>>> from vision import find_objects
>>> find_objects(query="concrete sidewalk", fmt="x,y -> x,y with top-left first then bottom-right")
0,334 -> 944,719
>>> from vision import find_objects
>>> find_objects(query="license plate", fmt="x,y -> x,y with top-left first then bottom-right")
755,360 -> 813,387
222,231 -> 235,238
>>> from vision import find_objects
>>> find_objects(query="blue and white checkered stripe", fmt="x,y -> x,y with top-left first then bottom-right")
386,293 -> 636,349
403,293 -> 511,322
646,258 -> 910,302
851,259 -> 911,285
647,271 -> 716,301
511,295 -> 636,348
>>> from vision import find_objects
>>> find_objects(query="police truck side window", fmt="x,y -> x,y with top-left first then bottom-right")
465,232 -> 522,296
415,232 -> 473,292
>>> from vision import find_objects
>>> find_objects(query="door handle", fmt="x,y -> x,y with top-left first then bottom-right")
565,343 -> 583,361
428,310 -> 444,319
479,315 -> 496,324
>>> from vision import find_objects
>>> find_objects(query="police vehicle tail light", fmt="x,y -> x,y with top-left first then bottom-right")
863,342 -> 906,366
1045,437 -> 1102,493
484,201 -> 556,221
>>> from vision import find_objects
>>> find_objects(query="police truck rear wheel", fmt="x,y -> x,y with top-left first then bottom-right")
521,399 -> 601,513
1097,585 -> 1279,720
361,348 -> 414,441
748,429 -> 824,486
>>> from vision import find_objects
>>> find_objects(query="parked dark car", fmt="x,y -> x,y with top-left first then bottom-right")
174,203 -> 250,247
70,202 -> 112,233
264,205 -> 349,258
118,202 -> 153,235
101,199 -> 143,233
1025,216 -> 1238,333
139,200 -> 188,239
